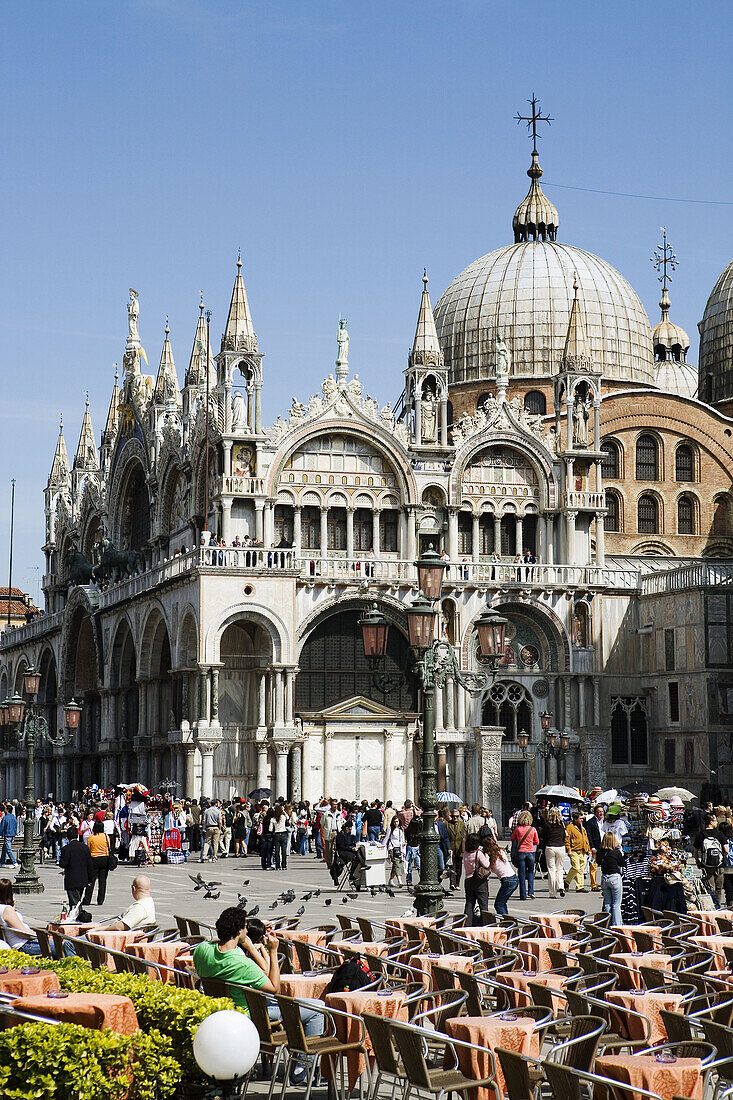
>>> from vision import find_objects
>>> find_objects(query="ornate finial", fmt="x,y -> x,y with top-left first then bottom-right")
515,94 -> 553,156
651,227 -> 677,320
113,363 -> 118,383
165,315 -> 170,336
199,291 -> 205,313
59,413 -> 63,431
573,273 -> 579,296
237,248 -> 242,271
423,268 -> 428,287
85,390 -> 89,408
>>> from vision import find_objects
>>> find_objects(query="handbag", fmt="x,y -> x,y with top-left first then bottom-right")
510,826 -> 533,866
106,836 -> 118,871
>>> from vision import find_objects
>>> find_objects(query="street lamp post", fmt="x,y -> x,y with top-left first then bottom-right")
359,549 -> 508,917
518,711 -> 571,773
0,670 -> 81,894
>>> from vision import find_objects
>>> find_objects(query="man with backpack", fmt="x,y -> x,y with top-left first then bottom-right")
695,812 -> 728,907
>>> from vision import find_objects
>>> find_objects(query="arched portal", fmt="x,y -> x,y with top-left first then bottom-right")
111,621 -> 138,782
37,649 -> 58,798
66,607 -> 102,790
217,619 -> 275,799
118,463 -> 150,551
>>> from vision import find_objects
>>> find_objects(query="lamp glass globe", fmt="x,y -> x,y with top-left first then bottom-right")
193,1010 -> 261,1080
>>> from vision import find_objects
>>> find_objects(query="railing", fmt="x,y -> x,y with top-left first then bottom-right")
97,547 -> 199,608
199,546 -> 297,570
0,609 -> 64,649
641,561 -> 733,595
563,490 -> 605,510
215,475 -> 266,496
298,556 -> 413,583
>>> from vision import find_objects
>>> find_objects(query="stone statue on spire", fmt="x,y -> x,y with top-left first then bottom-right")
495,332 -> 511,379
336,318 -> 349,389
127,289 -> 140,346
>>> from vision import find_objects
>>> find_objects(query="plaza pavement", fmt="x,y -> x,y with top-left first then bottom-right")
14,849 -> 603,929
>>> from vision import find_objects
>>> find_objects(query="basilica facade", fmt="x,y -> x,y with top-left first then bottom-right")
2,139 -> 733,821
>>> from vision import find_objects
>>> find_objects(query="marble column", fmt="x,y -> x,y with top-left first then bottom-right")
257,742 -> 269,788
383,730 -> 394,800
274,745 -> 288,799
566,511 -> 577,564
456,684 -> 466,730
346,507 -> 355,560
437,745 -> 447,791
274,670 -> 285,727
473,726 -> 503,817
320,509 -> 328,556
285,668 -> 297,724
200,743 -> 215,799
291,743 -> 302,801
440,399 -> 448,446
578,676 -> 587,729
293,506 -> 302,555
414,394 -> 422,446
455,744 -> 466,801
595,512 -> 605,566
257,671 -> 267,729
445,676 -> 455,730
592,677 -> 600,727
211,667 -> 220,723
448,509 -> 458,561
198,667 -> 210,725
255,501 -> 264,543
183,745 -> 196,798
372,509 -> 381,555
472,515 -> 480,562
138,679 -> 148,736
221,500 -> 232,543
406,507 -> 417,561
516,515 -> 524,556
493,514 -> 501,556
323,732 -> 334,795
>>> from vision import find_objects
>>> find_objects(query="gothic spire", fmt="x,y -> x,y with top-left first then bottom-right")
155,319 -> 181,405
48,415 -> 70,486
73,394 -> 99,471
187,296 -> 215,388
410,271 -> 444,367
221,252 -> 258,353
103,366 -> 120,440
561,277 -> 592,370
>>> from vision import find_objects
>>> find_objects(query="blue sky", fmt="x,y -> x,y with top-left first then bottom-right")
1,0 -> 731,592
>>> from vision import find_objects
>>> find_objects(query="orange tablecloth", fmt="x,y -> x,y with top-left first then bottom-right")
276,930 -> 328,971
496,970 -> 568,1016
609,953 -> 673,990
447,1013 -> 539,1100
279,972 -> 332,1000
125,940 -> 189,982
86,929 -> 145,970
48,922 -> 95,937
610,924 -> 663,952
596,1054 -> 703,1100
688,909 -> 733,936
516,937 -> 577,971
385,917 -> 435,943
691,935 -> 733,970
606,990 -> 685,1044
0,968 -> 60,997
533,912 -> 582,938
12,992 -> 139,1034
325,989 -> 408,1091
330,939 -> 392,959
409,953 -> 474,988
451,926 -> 508,945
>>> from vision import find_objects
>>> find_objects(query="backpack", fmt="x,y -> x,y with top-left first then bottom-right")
324,956 -> 376,995
701,833 -> 724,870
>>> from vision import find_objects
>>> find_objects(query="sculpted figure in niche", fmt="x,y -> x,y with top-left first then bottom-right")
127,289 -> 140,344
231,391 -> 247,430
322,374 -> 337,402
336,318 -> 349,365
573,395 -> 589,446
495,332 -> 511,379
421,387 -> 437,442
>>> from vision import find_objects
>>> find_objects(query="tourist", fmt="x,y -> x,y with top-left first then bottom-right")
320,800 -> 342,867
334,820 -> 366,890
232,807 -> 249,856
564,810 -> 591,893
446,810 -> 466,891
694,812 -> 728,908
484,835 -> 519,916
78,811 -> 95,842
88,875 -> 156,932
0,804 -> 18,867
201,799 -> 223,863
404,813 -> 423,887
83,821 -> 112,905
0,878 -> 74,957
269,804 -> 290,870
385,816 -> 406,887
599,832 -> 626,926
462,834 -> 491,925
509,809 -> 539,900
193,907 -> 323,1085
363,800 -> 383,842
540,807 -> 567,899
295,804 -> 310,855
585,804 -> 605,892
59,825 -> 93,910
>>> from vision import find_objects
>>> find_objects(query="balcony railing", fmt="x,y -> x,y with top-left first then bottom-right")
0,609 -> 64,649
563,490 -> 605,510
641,561 -> 733,595
215,474 -> 266,496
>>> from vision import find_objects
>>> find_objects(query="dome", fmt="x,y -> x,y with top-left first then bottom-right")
699,257 -> 733,408
654,358 -> 697,399
434,241 -> 655,387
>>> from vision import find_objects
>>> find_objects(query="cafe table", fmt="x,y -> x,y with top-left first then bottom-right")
408,952 -> 474,989
276,929 -> 328,971
515,936 -> 577,971
86,928 -> 145,970
279,971 -> 332,1000
533,912 -> 582,938
609,924 -> 664,952
688,909 -> 733,935
608,952 -> 674,990
0,967 -> 60,997
385,917 -> 436,942
691,935 -> 733,970
329,939 -> 392,960
596,1054 -> 703,1100
446,1012 -> 539,1100
451,926 -> 508,946
324,988 -> 408,1092
605,989 -> 685,1044
495,969 -> 568,1016
125,939 -> 190,982
11,992 -> 139,1035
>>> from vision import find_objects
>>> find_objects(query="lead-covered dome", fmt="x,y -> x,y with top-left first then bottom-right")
698,258 -> 733,408
434,241 -> 655,387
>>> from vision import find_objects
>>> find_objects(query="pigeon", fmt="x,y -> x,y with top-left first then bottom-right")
189,873 -> 206,889
300,893 -> 312,902
236,894 -> 248,909
347,892 -> 358,901
342,897 -> 349,904
242,880 -> 250,887
324,899 -> 332,906
204,889 -> 221,900
370,888 -> 376,897
248,905 -> 259,917
313,889 -> 321,897
296,906 -> 305,916
269,901 -> 278,910
386,888 -> 395,898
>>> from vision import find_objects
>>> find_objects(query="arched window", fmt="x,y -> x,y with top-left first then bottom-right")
678,495 -> 695,535
477,393 -> 492,411
654,344 -> 667,362
712,494 -> 733,537
601,439 -> 620,479
675,444 -> 694,482
457,513 -> 472,555
446,401 -> 453,426
636,435 -> 658,480
638,494 -> 659,534
523,390 -> 546,415
604,491 -> 621,532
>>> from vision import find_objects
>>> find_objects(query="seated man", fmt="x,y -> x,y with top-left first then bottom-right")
87,875 -> 156,932
334,821 -> 367,890
194,907 -> 323,1085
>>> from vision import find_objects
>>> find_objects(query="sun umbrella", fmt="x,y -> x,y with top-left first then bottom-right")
592,789 -> 618,805
619,779 -> 656,796
437,792 -> 462,803
655,786 -> 697,803
248,787 -> 273,801
535,784 -> 584,801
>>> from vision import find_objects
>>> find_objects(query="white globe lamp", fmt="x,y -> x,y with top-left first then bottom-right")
193,1010 -> 260,1095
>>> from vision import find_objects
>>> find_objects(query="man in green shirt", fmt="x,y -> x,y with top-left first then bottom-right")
193,907 -> 323,1085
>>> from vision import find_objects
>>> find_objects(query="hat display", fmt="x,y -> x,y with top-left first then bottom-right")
607,802 -> 623,817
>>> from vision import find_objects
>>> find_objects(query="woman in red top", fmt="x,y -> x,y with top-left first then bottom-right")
510,810 -> 539,900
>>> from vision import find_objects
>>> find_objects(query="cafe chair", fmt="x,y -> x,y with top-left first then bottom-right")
242,988 -> 290,1100
495,1048 -> 544,1100
274,994 -> 367,1100
386,1017 -> 502,1100
543,1060 -> 665,1100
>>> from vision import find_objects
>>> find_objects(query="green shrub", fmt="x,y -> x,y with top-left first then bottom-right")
0,1021 -> 180,1100
0,950 -> 239,1076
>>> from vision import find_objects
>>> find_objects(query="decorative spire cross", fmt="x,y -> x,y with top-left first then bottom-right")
515,94 -> 553,153
651,227 -> 677,291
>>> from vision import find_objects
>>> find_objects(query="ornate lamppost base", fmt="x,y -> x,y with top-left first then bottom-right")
13,869 -> 44,894
413,883 -> 443,918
